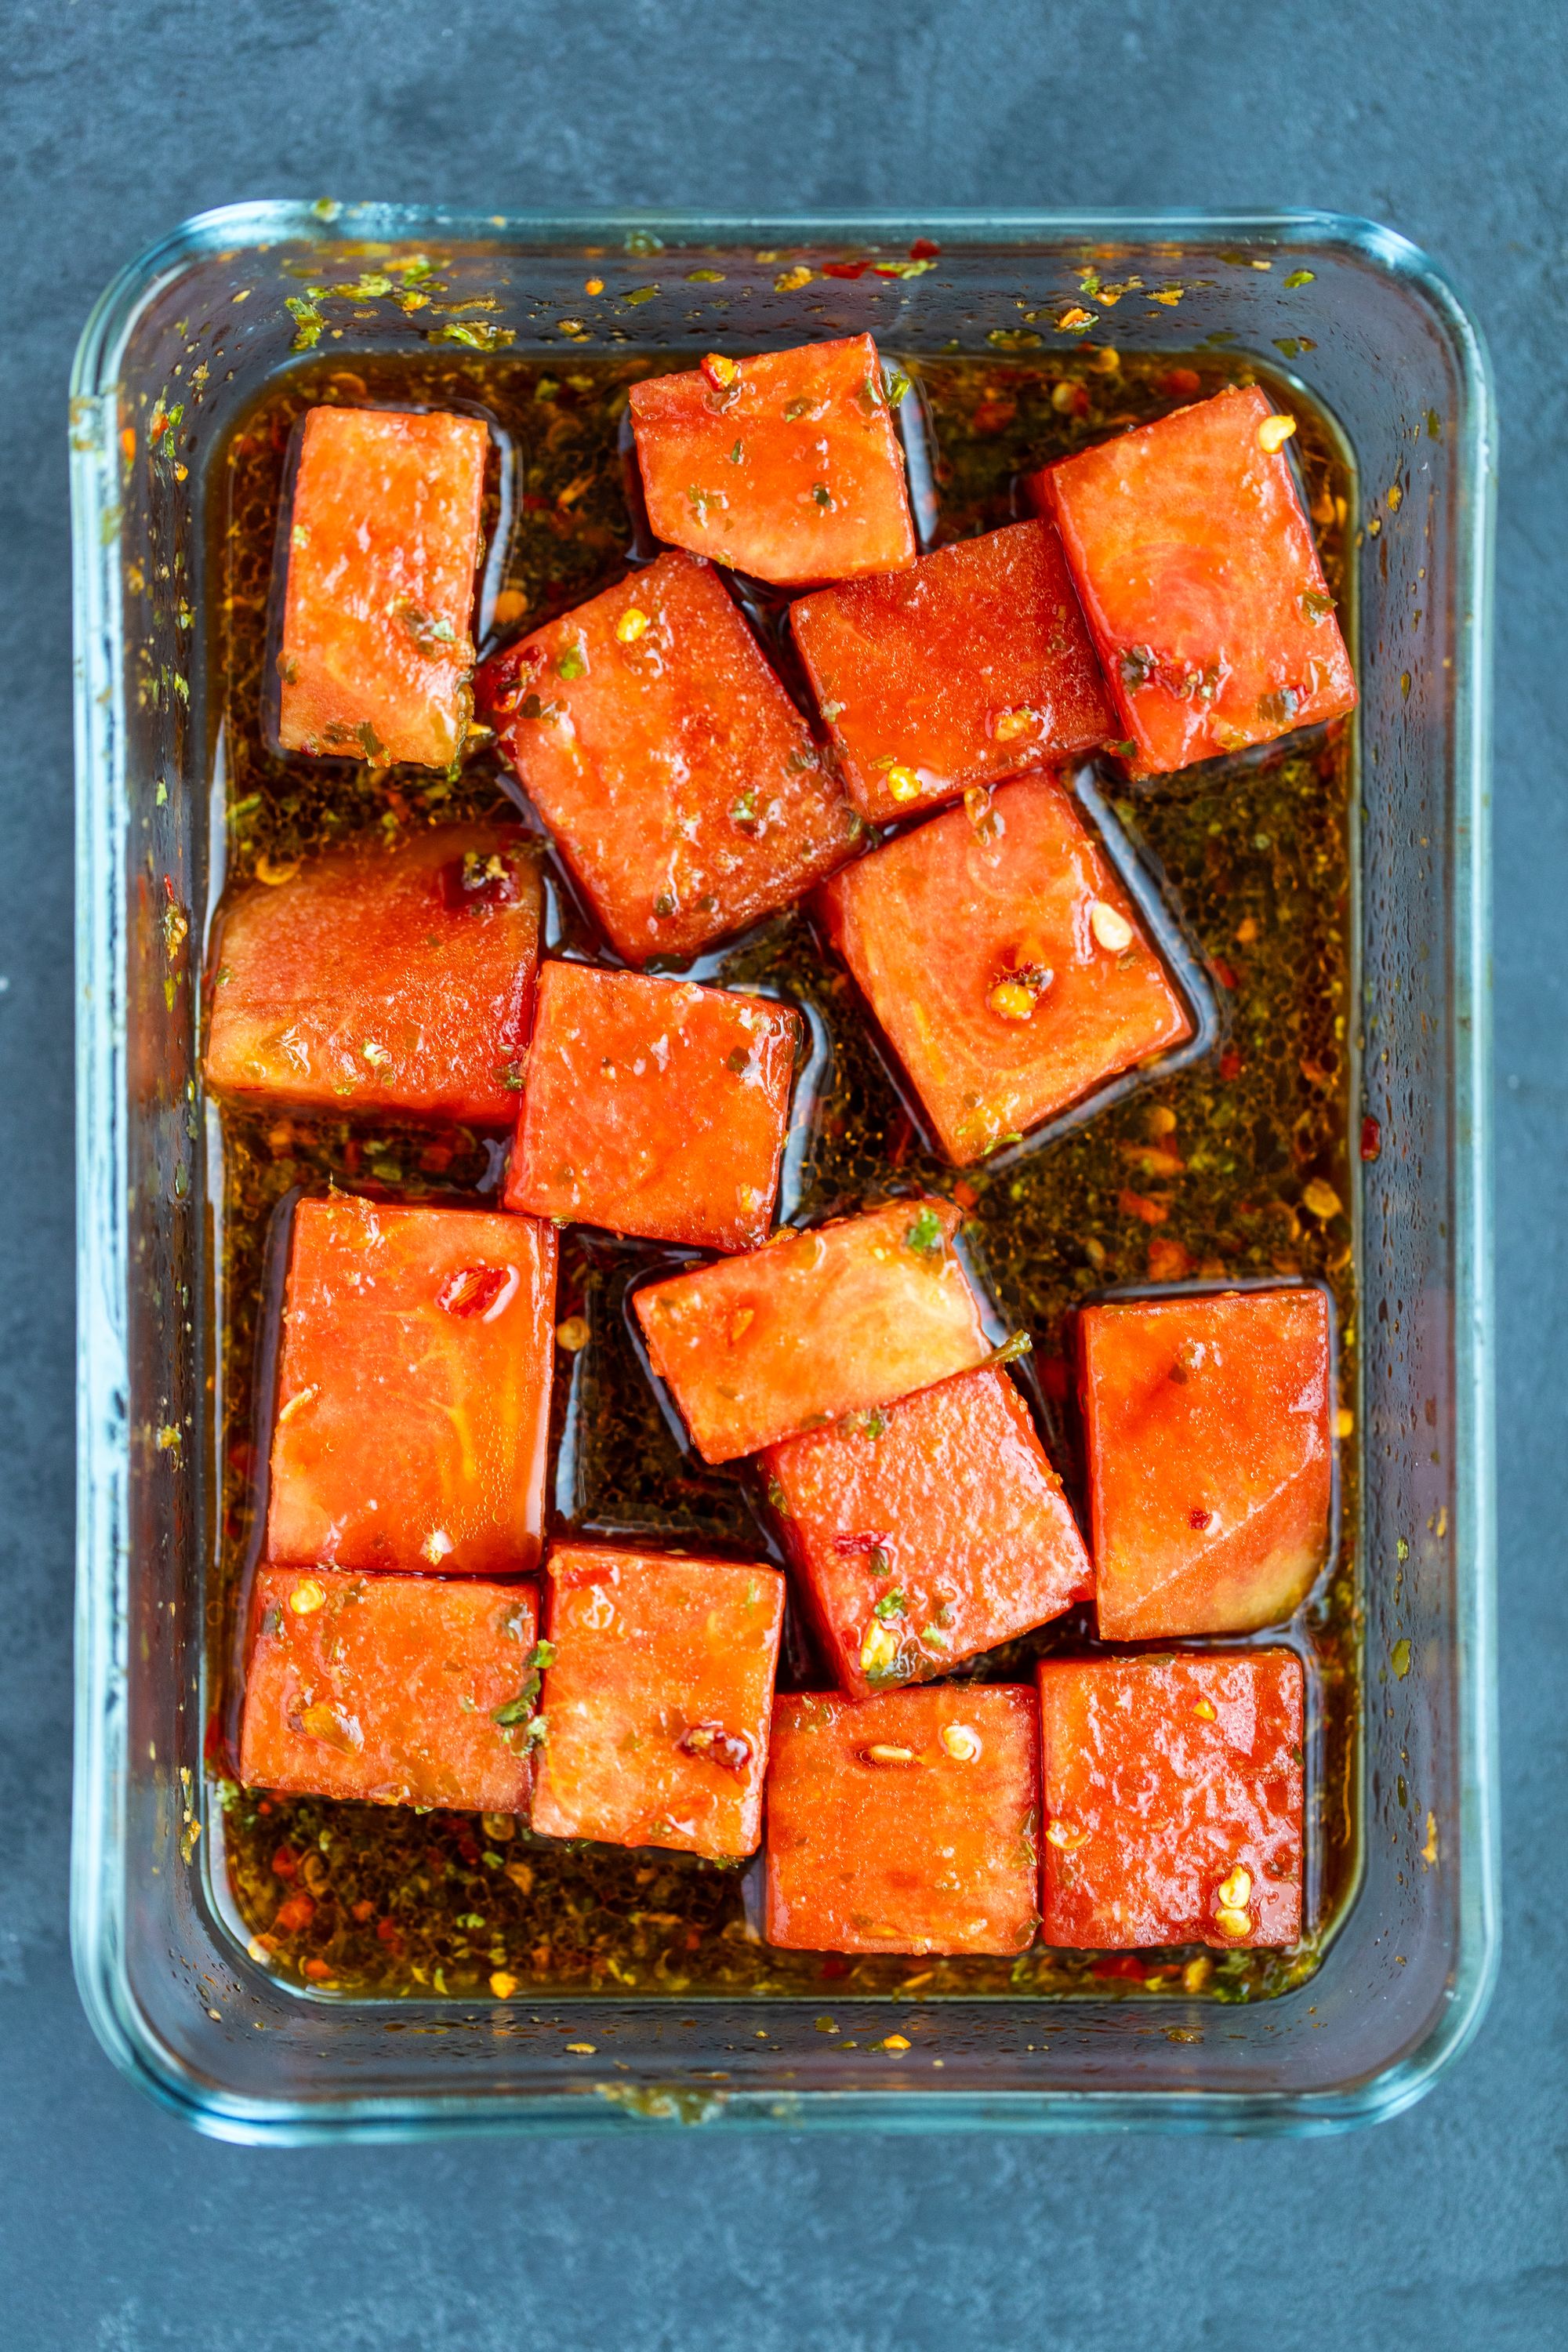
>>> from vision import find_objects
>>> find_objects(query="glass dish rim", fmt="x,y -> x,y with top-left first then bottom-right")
71,200 -> 1498,2141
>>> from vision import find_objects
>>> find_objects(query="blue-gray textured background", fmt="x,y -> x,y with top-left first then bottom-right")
2,1 -> 1562,2343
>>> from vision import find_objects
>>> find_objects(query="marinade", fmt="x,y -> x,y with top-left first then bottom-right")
206,340 -> 1358,2004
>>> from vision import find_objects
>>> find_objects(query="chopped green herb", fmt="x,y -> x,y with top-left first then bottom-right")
555,644 -> 588,681
1283,267 -> 1316,289
429,320 -> 517,351
873,1588 -> 906,1623
285,296 -> 324,350
491,1639 -> 557,1727
905,1207 -> 945,1255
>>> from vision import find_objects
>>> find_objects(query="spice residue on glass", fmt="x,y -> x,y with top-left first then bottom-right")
207,340 -> 1358,2003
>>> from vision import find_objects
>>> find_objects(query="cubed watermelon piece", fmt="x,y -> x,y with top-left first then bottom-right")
763,1363 -> 1091,1697
765,1685 -> 1040,1955
1037,1650 -> 1304,1948
267,1198 -> 557,1577
1079,1285 -> 1334,1639
633,1196 -> 989,1464
477,550 -> 857,963
504,961 -> 799,1251
278,405 -> 488,769
817,771 -> 1192,1165
791,519 -> 1112,822
531,1542 -> 785,1859
240,1566 -> 539,1812
628,335 -> 916,586
1031,385 -> 1356,778
204,823 -> 541,1122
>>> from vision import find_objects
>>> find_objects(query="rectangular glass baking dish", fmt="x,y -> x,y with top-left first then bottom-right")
71,204 -> 1497,2140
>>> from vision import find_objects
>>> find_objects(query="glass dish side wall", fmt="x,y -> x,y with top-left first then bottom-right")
72,206 -> 1496,2139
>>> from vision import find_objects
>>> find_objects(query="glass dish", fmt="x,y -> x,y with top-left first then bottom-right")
71,204 -> 1497,2140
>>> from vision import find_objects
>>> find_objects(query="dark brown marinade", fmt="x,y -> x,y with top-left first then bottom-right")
209,345 -> 1358,2005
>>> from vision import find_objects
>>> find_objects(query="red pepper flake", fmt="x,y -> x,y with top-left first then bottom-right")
1091,1955 -> 1147,1981
951,1178 -> 979,1210
1189,1507 -> 1214,1530
437,1263 -> 518,1320
1159,367 -> 1202,399
677,1722 -> 754,1774
270,1845 -> 299,1880
909,238 -> 941,260
820,1955 -> 850,1979
376,1918 -> 404,1951
351,1900 -> 376,1923
1219,1048 -> 1243,1083
822,260 -> 870,280
1147,1236 -> 1192,1283
1211,956 -> 1240,991
274,1893 -> 315,1933
971,397 -> 1018,434
303,1958 -> 333,1982
1118,1189 -> 1169,1226
1360,1115 -> 1382,1162
441,848 -> 521,911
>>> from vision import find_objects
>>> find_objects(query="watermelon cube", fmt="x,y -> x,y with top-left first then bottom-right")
633,1196 -> 989,1464
628,335 -> 916,586
817,771 -> 1191,1165
204,822 -> 541,1123
239,1566 -> 540,1812
278,405 -> 488,770
1033,384 -> 1356,778
763,1363 -> 1091,1697
504,960 -> 799,1251
1078,1284 -> 1334,1639
765,1684 -> 1040,1955
791,519 -> 1112,822
531,1542 -> 785,1859
1037,1650 -> 1304,1948
477,550 -> 857,963
266,1198 -> 557,1577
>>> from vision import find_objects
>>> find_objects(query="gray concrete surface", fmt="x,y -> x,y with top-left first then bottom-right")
0,2 -> 1562,2343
